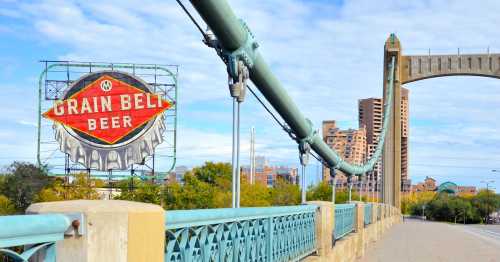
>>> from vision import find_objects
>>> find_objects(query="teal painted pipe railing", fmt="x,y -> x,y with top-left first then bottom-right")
165,205 -> 318,261
0,214 -> 72,262
334,204 -> 356,240
364,204 -> 373,226
189,0 -> 397,176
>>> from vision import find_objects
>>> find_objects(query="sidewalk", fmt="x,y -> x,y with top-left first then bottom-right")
357,219 -> 500,262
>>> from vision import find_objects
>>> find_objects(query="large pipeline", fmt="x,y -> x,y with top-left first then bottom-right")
189,0 -> 395,176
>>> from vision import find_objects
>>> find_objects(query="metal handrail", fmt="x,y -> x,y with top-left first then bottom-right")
165,206 -> 318,261
364,204 -> 373,226
0,213 -> 82,262
334,204 -> 356,240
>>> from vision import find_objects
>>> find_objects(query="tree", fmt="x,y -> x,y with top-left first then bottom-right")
0,162 -> 52,211
471,189 -> 500,223
240,181 -> 271,207
114,178 -> 162,205
424,193 -> 480,224
270,178 -> 300,206
163,174 -> 216,210
191,162 -> 232,185
35,174 -> 101,202
0,195 -> 15,215
307,182 -> 332,201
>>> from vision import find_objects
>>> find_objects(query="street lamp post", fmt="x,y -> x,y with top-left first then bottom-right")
481,178 -> 495,224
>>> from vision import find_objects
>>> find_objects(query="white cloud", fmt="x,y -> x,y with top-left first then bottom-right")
2,0 -> 500,188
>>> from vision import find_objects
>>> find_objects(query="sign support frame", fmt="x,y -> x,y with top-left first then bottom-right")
37,61 -> 178,180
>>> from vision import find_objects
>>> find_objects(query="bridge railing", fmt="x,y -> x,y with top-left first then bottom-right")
165,205 -> 318,262
334,204 -> 356,240
0,214 -> 77,262
377,204 -> 382,221
364,203 -> 373,227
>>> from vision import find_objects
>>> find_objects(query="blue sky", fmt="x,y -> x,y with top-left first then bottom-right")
1,0 -> 500,191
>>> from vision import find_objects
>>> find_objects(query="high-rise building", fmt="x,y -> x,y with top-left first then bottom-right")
358,87 -> 410,194
358,98 -> 383,194
322,121 -> 366,190
400,88 -> 410,192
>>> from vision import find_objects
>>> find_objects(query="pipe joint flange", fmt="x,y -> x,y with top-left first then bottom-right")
297,118 -> 318,166
299,118 -> 317,144
224,19 -> 259,80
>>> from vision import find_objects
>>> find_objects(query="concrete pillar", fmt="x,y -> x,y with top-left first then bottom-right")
353,202 -> 365,258
383,34 -> 402,209
27,200 -> 165,262
307,201 -> 334,257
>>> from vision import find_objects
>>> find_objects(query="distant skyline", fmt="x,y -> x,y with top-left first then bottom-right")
1,0 -> 500,191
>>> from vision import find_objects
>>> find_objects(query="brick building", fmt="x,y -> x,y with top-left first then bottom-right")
322,120 -> 367,191
241,156 -> 298,187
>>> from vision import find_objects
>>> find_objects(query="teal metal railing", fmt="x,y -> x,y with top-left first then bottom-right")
334,204 -> 356,240
165,205 -> 318,261
364,204 -> 373,226
0,214 -> 72,262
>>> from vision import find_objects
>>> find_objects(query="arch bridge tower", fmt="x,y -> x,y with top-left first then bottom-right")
382,34 -> 500,209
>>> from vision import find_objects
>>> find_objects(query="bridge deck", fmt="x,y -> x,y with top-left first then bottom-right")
358,219 -> 500,262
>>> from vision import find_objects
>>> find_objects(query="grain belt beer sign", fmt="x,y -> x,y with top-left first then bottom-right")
43,71 -> 172,171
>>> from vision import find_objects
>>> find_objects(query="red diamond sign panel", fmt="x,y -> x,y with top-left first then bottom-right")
43,74 -> 172,144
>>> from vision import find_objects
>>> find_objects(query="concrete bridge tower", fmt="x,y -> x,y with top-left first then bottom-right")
382,34 -> 402,208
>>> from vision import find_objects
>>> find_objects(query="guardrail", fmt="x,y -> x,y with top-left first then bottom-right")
165,205 -> 318,262
0,213 -> 82,262
364,203 -> 373,226
334,204 -> 356,240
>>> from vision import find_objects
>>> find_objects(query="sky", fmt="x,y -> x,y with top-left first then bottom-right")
1,0 -> 500,191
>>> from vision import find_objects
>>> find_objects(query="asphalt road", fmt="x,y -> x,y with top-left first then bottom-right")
357,219 -> 500,262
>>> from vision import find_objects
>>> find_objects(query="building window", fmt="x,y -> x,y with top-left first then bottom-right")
267,174 -> 273,187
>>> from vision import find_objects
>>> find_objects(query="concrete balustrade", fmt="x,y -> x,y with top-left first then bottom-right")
307,201 -> 334,257
305,202 -> 402,262
26,200 -> 165,262
14,200 -> 400,262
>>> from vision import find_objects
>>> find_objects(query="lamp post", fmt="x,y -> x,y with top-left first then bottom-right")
481,178 -> 495,224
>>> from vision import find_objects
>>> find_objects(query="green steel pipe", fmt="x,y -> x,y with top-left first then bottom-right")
188,0 -> 247,50
189,0 -> 395,176
190,0 -> 315,138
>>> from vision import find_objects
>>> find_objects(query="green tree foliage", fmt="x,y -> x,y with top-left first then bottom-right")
306,182 -> 367,203
191,162 -> 232,185
0,195 -> 15,215
114,178 -> 162,205
241,180 -> 271,207
471,189 -> 500,223
35,174 -> 101,202
0,162 -> 52,212
425,193 -> 480,223
163,174 -> 216,209
307,182 -> 331,201
270,178 -> 300,206
404,190 -> 498,224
